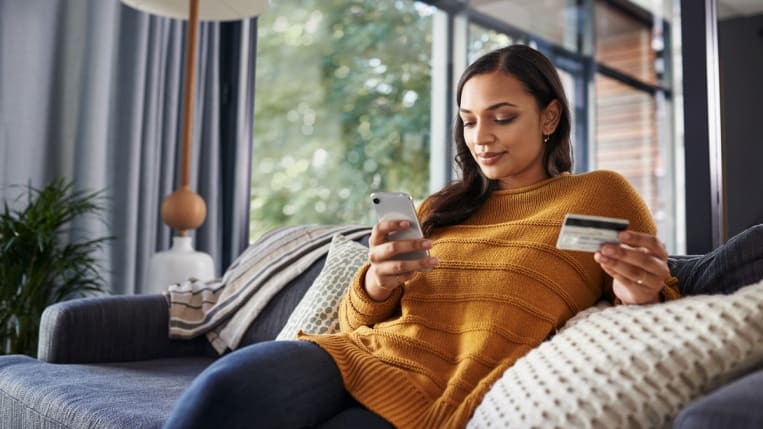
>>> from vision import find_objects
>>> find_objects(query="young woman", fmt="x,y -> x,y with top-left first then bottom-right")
164,44 -> 679,429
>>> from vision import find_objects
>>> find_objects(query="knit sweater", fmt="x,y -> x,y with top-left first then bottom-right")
301,170 -> 674,429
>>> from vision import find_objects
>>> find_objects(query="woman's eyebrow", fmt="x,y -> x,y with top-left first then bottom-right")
459,101 -> 518,114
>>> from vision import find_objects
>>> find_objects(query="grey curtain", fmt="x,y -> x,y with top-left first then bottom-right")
0,0 -> 256,294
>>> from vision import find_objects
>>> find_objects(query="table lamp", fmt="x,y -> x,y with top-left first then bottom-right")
120,0 -> 268,293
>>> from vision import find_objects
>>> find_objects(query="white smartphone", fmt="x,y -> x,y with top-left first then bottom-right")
370,192 -> 429,261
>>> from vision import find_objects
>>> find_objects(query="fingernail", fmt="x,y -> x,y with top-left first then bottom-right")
602,246 -> 615,256
620,231 -> 631,240
422,240 -> 432,249
429,257 -> 439,266
594,252 -> 608,263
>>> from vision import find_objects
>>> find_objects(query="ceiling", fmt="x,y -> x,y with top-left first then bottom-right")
717,0 -> 763,19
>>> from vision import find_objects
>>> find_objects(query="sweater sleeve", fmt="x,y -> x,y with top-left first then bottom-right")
596,170 -> 681,304
660,276 -> 682,301
338,262 -> 403,332
602,170 -> 656,236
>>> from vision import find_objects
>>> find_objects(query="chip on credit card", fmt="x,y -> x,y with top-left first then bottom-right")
555,213 -> 629,253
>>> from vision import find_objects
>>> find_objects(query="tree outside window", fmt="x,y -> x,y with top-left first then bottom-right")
251,0 -> 433,241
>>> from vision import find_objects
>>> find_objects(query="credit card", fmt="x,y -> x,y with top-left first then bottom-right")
555,213 -> 629,252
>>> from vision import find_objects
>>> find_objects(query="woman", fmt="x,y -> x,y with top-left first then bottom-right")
164,44 -> 679,429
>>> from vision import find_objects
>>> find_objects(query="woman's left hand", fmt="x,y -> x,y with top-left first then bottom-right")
594,230 -> 671,305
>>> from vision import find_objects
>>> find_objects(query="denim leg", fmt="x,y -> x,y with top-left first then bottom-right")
163,340 -> 352,429
317,407 -> 395,429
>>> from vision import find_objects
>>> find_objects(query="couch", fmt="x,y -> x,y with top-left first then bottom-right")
1,224 -> 762,429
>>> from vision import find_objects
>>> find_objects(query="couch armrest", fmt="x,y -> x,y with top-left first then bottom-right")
38,294 -> 213,363
674,366 -> 763,428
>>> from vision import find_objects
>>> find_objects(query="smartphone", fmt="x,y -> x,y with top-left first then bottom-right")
370,192 -> 429,261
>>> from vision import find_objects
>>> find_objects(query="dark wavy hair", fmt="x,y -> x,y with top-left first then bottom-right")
421,44 -> 573,236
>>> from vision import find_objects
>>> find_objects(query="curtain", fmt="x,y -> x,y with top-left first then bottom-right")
0,0 -> 256,294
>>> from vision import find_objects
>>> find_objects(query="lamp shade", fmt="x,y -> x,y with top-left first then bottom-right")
121,0 -> 268,21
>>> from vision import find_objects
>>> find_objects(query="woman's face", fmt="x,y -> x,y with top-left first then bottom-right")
459,71 -> 558,190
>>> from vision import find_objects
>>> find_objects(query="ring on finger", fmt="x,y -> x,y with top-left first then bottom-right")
636,271 -> 646,285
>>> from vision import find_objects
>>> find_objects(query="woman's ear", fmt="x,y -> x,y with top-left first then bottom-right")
542,99 -> 562,135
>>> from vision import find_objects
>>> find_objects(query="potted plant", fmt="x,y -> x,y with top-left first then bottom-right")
0,178 -> 112,356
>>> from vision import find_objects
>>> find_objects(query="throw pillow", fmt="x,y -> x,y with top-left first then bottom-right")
468,278 -> 763,429
276,234 -> 368,341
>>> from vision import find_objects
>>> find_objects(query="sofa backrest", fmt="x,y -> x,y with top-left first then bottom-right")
237,233 -> 371,347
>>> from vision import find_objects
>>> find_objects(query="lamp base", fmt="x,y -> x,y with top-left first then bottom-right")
146,236 -> 214,294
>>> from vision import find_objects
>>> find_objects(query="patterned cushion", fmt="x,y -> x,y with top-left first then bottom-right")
468,278 -> 763,429
276,234 -> 368,340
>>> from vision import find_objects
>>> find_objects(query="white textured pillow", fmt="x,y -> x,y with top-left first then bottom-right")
468,278 -> 763,429
276,234 -> 368,340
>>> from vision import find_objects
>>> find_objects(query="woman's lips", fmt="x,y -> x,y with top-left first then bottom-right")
477,151 -> 505,166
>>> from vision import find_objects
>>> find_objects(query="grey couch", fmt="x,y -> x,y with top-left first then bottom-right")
1,225 -> 762,429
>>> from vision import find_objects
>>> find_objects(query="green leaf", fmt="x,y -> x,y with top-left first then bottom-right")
0,177 -> 112,356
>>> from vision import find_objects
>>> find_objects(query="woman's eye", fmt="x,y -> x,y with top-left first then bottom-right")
496,117 -> 515,124
462,120 -> 475,128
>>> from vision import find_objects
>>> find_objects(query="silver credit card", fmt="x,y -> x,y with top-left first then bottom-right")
556,213 -> 629,253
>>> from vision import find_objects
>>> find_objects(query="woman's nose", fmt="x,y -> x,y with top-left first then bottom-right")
473,122 -> 494,145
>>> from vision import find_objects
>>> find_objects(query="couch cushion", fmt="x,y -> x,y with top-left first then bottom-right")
0,355 -> 214,429
238,232 -> 371,347
276,234 -> 369,340
468,278 -> 763,429
237,253 -> 329,346
674,367 -> 763,429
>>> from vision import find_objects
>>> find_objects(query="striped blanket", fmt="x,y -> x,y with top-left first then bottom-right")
167,224 -> 371,354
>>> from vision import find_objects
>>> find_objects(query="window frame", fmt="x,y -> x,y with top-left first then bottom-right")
421,0 -> 680,251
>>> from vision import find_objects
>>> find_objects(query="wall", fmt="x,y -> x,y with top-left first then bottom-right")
681,1 -> 717,253
719,13 -> 763,238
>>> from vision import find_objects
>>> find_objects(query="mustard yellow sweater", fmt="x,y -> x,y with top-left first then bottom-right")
302,170 -> 677,428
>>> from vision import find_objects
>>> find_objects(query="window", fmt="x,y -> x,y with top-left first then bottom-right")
469,0 -> 580,52
594,74 -> 663,218
251,0 -> 434,241
463,0 -> 679,251
468,24 -> 513,63
250,0 -> 684,252
591,1 -> 677,249
595,1 -> 659,85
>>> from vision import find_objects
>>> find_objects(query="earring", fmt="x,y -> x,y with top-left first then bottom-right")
543,134 -> 550,143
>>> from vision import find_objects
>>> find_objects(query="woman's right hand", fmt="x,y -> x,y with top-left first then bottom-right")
364,219 -> 438,301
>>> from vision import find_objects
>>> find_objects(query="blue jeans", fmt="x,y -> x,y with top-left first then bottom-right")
163,340 -> 393,429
